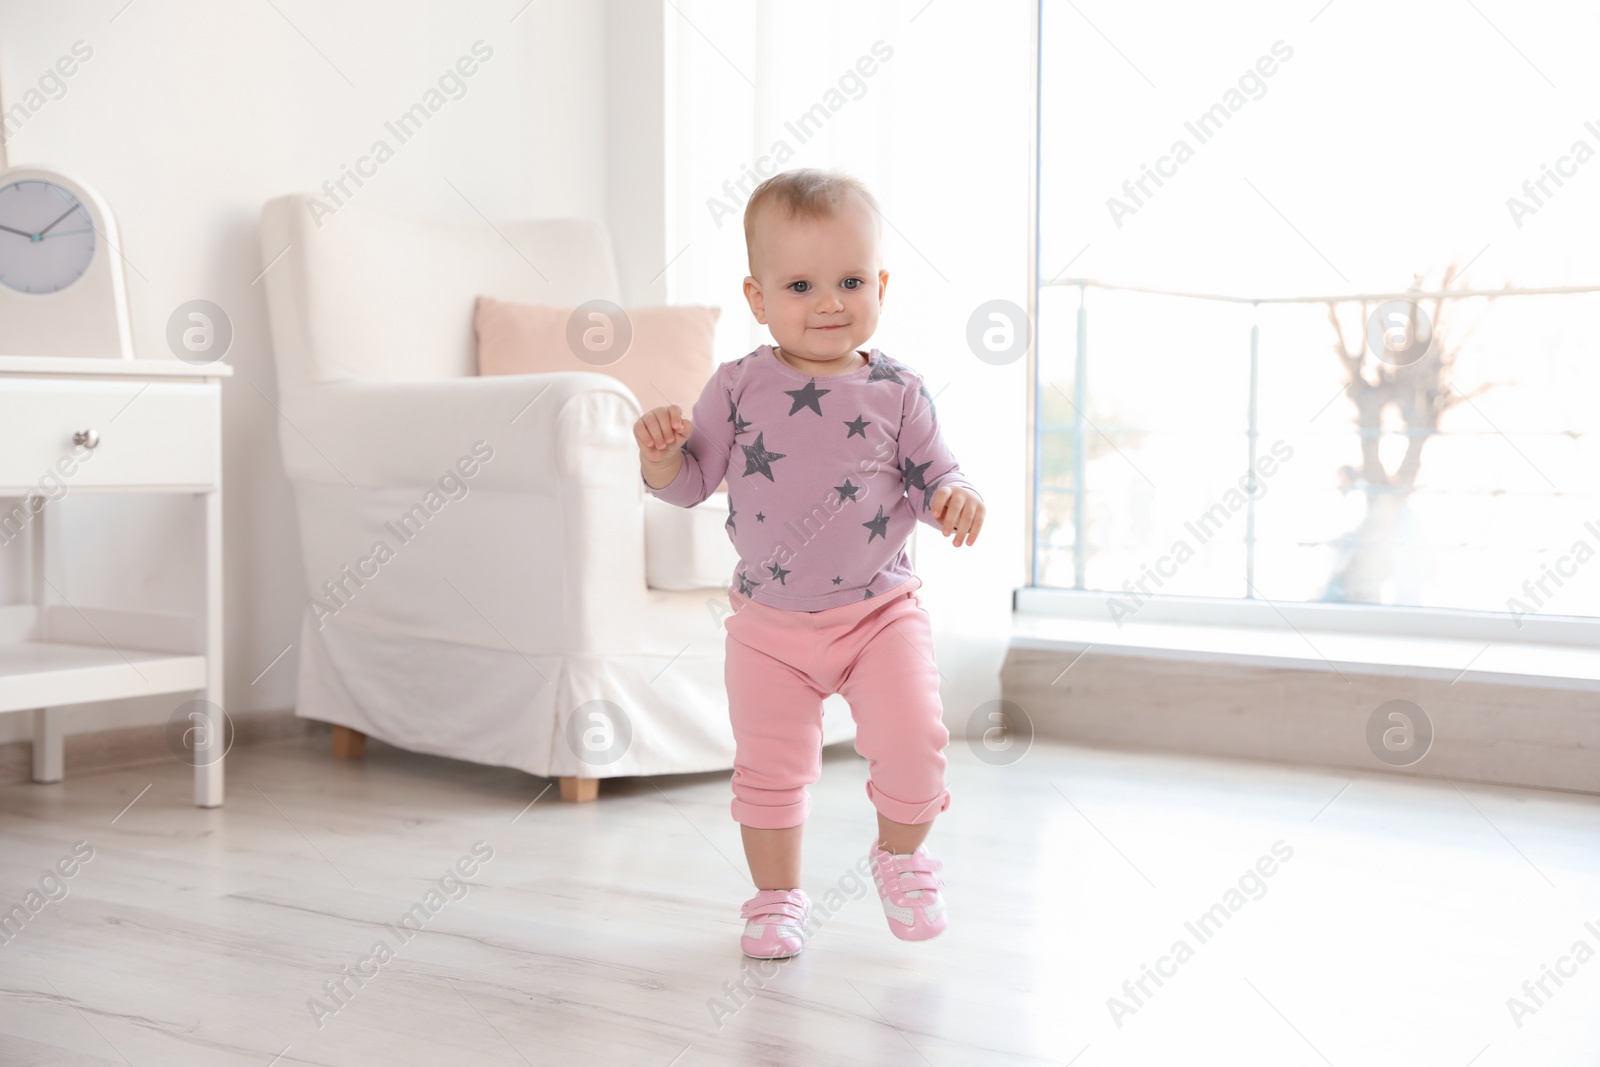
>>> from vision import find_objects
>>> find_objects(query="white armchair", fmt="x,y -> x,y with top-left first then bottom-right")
256,195 -> 857,800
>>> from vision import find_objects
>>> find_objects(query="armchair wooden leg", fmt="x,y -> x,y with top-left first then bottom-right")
331,725 -> 367,760
559,776 -> 599,802
31,707 -> 63,783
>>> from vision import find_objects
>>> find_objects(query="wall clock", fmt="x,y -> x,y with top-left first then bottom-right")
0,165 -> 135,360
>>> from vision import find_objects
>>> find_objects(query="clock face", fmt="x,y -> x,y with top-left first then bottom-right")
0,179 -> 98,294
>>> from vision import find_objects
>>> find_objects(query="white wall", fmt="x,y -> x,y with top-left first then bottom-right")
0,0 -> 613,741
606,0 -> 669,305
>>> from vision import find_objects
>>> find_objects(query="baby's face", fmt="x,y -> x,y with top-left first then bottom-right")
743,191 -> 888,363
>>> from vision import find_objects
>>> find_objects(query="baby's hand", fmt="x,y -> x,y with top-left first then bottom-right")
930,486 -> 984,547
634,404 -> 693,464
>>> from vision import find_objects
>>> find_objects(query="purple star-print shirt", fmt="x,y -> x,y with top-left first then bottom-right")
641,343 -> 980,611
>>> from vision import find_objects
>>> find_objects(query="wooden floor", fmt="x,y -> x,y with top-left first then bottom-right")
2,731 -> 1598,1066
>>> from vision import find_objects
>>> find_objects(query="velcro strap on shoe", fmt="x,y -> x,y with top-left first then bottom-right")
741,891 -> 808,923
881,855 -> 943,877
745,901 -> 807,923
885,871 -> 943,899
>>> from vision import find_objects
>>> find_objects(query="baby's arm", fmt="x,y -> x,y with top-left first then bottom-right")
897,380 -> 984,547
635,363 -> 733,508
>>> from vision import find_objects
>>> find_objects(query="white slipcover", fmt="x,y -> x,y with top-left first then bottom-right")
257,195 -> 857,780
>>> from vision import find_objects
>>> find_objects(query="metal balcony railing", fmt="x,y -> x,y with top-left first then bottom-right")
1030,277 -> 1600,617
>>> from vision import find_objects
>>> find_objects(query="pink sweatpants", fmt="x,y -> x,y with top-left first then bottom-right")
723,574 -> 952,830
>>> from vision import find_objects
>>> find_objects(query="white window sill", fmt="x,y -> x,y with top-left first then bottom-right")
1012,588 -> 1600,693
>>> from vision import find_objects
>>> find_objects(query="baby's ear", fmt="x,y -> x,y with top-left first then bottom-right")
742,276 -> 767,324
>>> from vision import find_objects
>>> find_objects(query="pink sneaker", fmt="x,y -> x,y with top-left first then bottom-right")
868,838 -> 947,941
739,888 -> 812,959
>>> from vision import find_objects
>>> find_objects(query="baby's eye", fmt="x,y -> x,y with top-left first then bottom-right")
788,280 -> 811,293
841,277 -> 864,290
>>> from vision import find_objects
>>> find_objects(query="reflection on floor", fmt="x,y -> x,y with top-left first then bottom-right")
2,730 -> 1597,1065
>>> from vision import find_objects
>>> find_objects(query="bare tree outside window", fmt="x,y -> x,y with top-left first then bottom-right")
1318,263 -> 1498,604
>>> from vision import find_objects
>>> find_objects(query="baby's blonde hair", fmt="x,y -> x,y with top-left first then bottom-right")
743,168 -> 881,271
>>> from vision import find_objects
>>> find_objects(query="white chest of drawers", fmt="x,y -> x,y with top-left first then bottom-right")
0,355 -> 231,807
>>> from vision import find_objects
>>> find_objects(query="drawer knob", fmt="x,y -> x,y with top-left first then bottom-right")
73,429 -> 100,450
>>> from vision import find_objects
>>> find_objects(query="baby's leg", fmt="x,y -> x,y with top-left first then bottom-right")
875,813 -> 933,857
839,594 -> 952,850
741,824 -> 803,890
725,606 -> 827,890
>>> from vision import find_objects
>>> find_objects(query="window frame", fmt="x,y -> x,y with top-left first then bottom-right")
1021,0 -> 1600,650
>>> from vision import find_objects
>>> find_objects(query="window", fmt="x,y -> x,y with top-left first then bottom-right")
1032,0 -> 1600,624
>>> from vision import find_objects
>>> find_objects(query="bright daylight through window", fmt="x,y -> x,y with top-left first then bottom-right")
1033,2 -> 1600,625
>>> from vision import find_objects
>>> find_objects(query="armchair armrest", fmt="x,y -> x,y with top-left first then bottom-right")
277,372 -> 641,489
275,372 -> 652,651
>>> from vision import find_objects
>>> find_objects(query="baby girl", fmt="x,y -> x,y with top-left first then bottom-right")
633,168 -> 984,959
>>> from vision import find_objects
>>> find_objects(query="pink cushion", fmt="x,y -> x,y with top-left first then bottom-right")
473,297 -> 725,491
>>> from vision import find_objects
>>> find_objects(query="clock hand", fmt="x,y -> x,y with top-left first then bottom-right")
0,223 -> 37,239
37,204 -> 82,237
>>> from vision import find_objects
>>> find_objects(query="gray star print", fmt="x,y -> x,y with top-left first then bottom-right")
727,392 -> 751,435
738,571 -> 762,597
784,379 -> 830,416
901,456 -> 933,490
845,415 -> 869,438
867,357 -> 905,385
834,479 -> 860,502
767,562 -> 790,584
862,504 -> 890,543
740,431 -> 786,481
